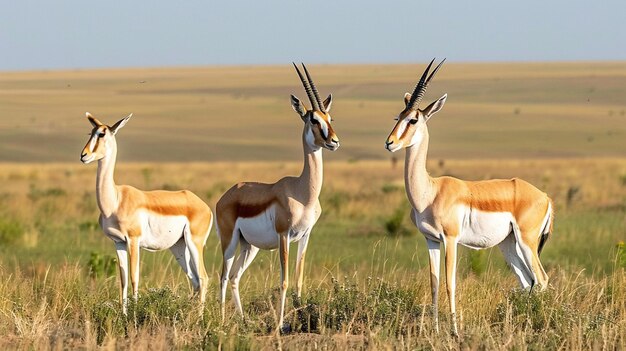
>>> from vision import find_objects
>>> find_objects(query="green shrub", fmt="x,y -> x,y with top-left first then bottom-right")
291,277 -> 423,336
131,287 -> 191,328
323,192 -> 348,216
28,184 -> 67,201
90,300 -> 126,344
495,289 -> 577,333
78,220 -> 99,232
0,216 -> 25,245
381,183 -> 402,194
468,249 -> 488,276
87,252 -> 117,279
384,206 -> 410,236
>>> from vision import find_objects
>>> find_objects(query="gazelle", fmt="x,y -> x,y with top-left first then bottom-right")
80,112 -> 213,313
384,59 -> 554,335
216,63 -> 339,332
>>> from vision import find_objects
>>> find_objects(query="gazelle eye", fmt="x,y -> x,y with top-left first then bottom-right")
310,117 -> 319,125
98,132 -> 105,138
409,119 -> 418,125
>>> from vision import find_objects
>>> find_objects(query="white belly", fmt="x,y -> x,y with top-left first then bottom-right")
458,209 -> 512,249
139,211 -> 188,251
236,205 -> 311,250
237,206 -> 280,250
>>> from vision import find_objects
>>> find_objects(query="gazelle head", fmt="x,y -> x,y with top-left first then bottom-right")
80,112 -> 132,164
290,63 -> 340,151
385,59 -> 447,152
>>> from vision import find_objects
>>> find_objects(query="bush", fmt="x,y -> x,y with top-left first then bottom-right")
78,221 -> 99,232
0,216 -> 25,245
384,206 -> 410,236
87,252 -> 117,279
290,277 -> 423,336
90,287 -> 195,345
323,192 -> 348,216
131,287 -> 191,328
28,184 -> 67,201
495,289 -> 577,333
468,249 -> 488,276
381,183 -> 402,194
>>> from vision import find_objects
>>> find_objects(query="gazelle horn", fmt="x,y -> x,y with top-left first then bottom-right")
293,63 -> 321,111
407,58 -> 446,111
302,63 -> 325,113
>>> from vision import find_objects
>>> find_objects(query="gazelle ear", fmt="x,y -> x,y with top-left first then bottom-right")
322,94 -> 333,112
86,112 -> 103,128
110,113 -> 133,135
404,93 -> 412,107
291,95 -> 307,120
423,94 -> 447,122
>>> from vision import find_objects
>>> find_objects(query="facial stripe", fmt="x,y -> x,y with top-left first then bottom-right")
312,114 -> 329,139
396,119 -> 408,140
319,119 -> 329,139
89,133 -> 98,152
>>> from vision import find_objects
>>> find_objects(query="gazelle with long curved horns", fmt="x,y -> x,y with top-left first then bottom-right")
384,59 -> 554,335
80,113 -> 213,312
216,63 -> 339,332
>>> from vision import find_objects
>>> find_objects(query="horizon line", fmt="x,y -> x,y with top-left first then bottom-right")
2,58 -> 626,74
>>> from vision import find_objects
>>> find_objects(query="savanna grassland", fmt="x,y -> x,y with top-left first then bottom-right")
0,63 -> 625,350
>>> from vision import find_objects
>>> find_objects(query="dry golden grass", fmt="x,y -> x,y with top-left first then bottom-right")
0,159 -> 624,349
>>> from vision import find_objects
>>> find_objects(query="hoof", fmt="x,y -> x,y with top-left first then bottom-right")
279,322 -> 292,335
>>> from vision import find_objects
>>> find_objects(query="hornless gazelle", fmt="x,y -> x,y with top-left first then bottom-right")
80,113 -> 213,312
384,59 -> 554,335
216,63 -> 339,332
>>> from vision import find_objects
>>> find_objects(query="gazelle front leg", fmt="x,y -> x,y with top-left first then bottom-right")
114,241 -> 129,314
294,231 -> 311,299
128,237 -> 141,302
426,238 -> 441,333
443,236 -> 459,336
229,239 -> 260,317
278,233 -> 290,333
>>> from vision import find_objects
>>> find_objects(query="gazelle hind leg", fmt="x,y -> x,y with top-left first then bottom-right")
183,225 -> 210,304
128,238 -> 141,301
512,223 -> 547,290
295,231 -> 311,298
192,234 -> 210,305
219,227 -> 238,320
169,237 -> 199,289
229,237 -> 260,317
278,234 -> 290,332
498,231 -> 534,289
530,250 -> 549,290
522,223 -> 550,290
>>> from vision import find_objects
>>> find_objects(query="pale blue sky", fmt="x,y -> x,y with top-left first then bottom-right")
1,1 -> 624,71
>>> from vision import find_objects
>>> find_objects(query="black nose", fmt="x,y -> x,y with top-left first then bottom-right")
81,152 -> 87,158
386,140 -> 394,146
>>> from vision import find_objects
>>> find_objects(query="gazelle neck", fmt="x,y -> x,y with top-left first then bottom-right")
298,131 -> 324,205
96,142 -> 119,217
404,131 -> 434,212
